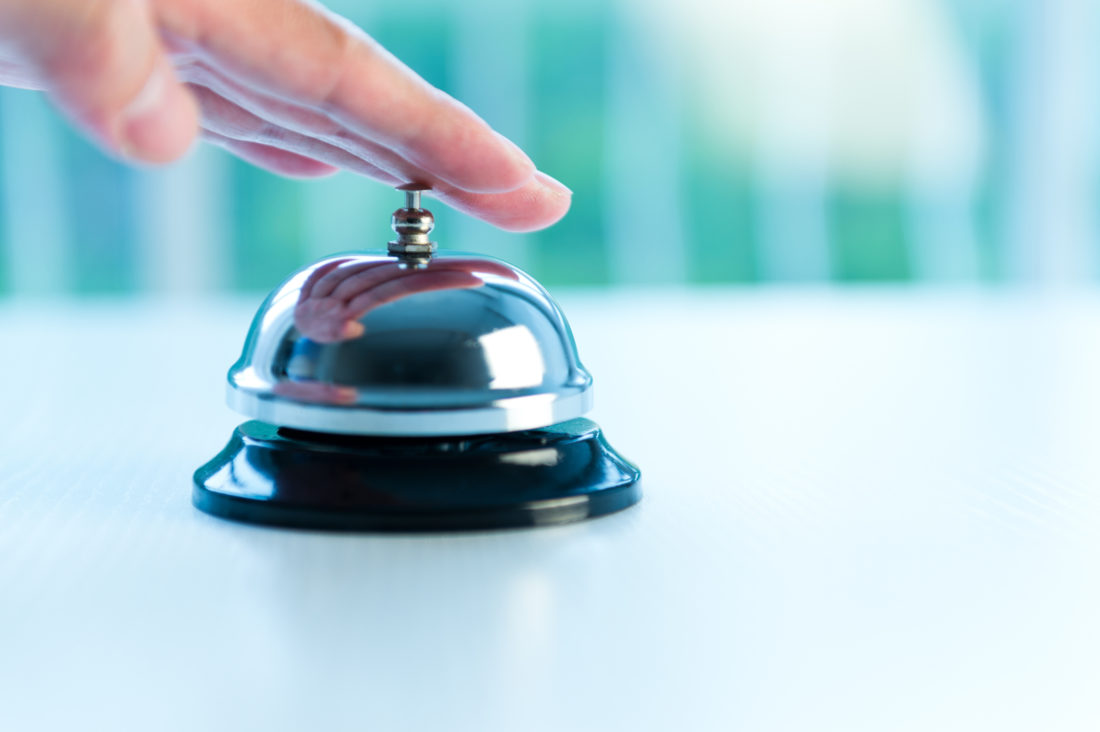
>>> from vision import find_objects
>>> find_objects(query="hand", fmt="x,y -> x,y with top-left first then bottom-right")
0,0 -> 570,231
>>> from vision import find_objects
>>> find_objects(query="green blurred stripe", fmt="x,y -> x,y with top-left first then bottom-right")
682,134 -> 758,283
228,160 -> 307,291
830,186 -> 910,282
528,8 -> 610,286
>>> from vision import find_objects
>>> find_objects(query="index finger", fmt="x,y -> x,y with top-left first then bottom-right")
156,0 -> 536,194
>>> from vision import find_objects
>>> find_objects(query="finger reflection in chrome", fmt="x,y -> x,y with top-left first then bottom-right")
292,257 -> 520,344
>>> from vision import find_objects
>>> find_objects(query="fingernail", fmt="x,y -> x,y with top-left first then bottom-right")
535,170 -> 573,196
119,67 -> 168,158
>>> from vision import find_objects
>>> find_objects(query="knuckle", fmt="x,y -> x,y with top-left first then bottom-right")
306,16 -> 356,107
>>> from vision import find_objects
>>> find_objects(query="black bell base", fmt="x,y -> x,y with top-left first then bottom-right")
193,418 -> 641,532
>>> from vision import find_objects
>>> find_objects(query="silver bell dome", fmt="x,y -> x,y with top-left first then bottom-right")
226,190 -> 592,437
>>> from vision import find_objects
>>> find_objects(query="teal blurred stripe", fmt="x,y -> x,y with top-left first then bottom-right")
952,1 -> 1013,284
0,91 -> 73,296
63,136 -> 139,293
0,191 -> 5,297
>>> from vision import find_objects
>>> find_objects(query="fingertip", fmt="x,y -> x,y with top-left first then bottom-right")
119,62 -> 200,163
497,171 -> 572,232
402,113 -> 536,193
435,170 -> 573,232
533,170 -> 573,198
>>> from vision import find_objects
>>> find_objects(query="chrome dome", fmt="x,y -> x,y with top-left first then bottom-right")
226,252 -> 593,436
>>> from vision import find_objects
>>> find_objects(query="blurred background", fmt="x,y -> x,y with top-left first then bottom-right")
0,0 -> 1097,296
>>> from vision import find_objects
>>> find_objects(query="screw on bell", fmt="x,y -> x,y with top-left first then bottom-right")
389,184 -> 436,262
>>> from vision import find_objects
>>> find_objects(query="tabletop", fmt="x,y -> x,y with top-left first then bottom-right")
1,289 -> 1098,732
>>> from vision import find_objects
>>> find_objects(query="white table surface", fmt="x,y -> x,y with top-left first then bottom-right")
1,289 -> 1098,732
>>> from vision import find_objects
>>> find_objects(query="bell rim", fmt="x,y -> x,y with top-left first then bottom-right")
225,382 -> 594,437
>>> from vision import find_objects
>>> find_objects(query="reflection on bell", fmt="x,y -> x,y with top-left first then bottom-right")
193,185 -> 641,531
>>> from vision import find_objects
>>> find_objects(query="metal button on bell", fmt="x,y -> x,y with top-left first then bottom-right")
193,186 -> 641,531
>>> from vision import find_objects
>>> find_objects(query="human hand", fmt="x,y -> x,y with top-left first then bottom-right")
0,0 -> 570,231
